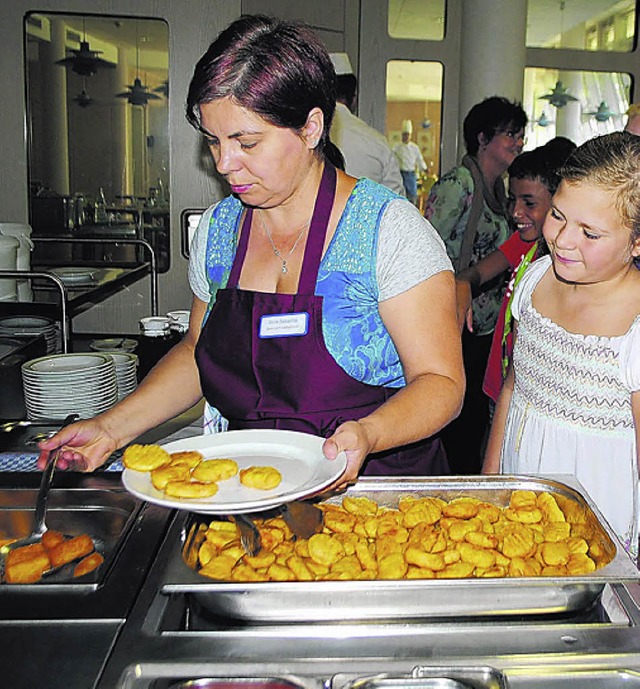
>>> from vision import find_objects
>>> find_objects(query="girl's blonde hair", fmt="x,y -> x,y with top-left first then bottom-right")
560,132 -> 640,247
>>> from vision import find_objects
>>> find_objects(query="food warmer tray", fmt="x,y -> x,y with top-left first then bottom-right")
162,474 -> 640,622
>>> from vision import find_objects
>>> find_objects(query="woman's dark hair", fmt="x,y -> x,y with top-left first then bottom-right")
463,96 -> 528,155
508,136 -> 576,195
186,14 -> 344,169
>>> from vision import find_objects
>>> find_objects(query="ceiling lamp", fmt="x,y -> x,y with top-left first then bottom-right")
584,101 -> 615,122
73,88 -> 93,108
115,22 -> 161,106
154,80 -> 169,98
56,19 -> 115,76
116,77 -> 161,106
534,111 -> 553,127
539,81 -> 579,109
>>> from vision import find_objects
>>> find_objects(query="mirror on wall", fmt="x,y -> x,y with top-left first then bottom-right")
24,12 -> 170,271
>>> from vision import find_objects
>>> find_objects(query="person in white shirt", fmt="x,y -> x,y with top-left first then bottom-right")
393,122 -> 428,205
329,53 -> 405,195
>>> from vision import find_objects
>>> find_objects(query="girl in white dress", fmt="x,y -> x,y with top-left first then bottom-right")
483,132 -> 640,560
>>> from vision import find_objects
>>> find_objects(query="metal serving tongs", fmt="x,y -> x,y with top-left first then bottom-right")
0,413 -> 79,561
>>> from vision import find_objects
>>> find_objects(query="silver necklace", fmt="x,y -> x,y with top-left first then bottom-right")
259,210 -> 310,274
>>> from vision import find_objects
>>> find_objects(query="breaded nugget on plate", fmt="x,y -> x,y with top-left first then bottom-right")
239,465 -> 282,490
169,450 -> 204,469
123,443 -> 171,471
164,480 -> 219,499
192,458 -> 239,483
151,463 -> 191,491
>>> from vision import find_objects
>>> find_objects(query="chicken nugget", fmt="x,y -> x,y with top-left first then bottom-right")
566,536 -> 589,555
566,553 -> 596,575
447,518 -> 480,542
192,458 -> 239,483
73,552 -> 104,578
540,541 -> 570,566
541,564 -> 567,576
475,565 -> 507,578
169,450 -> 204,468
504,506 -> 543,524
308,533 -> 345,566
442,498 -> 480,520
243,550 -> 276,569
375,534 -> 404,561
458,542 -> 496,569
239,465 -> 282,490
151,463 -> 190,491
324,508 -> 357,534
405,548 -> 445,571
199,554 -> 237,580
333,531 -> 359,555
355,539 -> 377,571
403,499 -> 443,527
330,554 -> 363,579
437,561 -> 475,579
475,502 -> 502,523
230,563 -> 269,582
509,490 -> 537,509
286,554 -> 314,581
500,529 -> 536,559
542,521 -> 571,543
267,562 -> 296,581
123,443 -> 171,471
342,495 -> 378,517
536,492 -> 566,522
164,480 -> 218,499
48,534 -> 94,569
406,566 -> 436,579
198,540 -> 218,567
377,551 -> 408,579
464,531 -> 498,549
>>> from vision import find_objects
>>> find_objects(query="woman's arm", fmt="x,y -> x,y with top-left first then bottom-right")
38,296 -> 209,471
456,249 -> 510,331
323,270 -> 465,483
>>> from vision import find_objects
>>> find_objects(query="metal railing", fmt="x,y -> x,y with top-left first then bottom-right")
0,236 -> 157,353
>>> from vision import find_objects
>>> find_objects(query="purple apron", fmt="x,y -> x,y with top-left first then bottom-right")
195,164 -> 448,476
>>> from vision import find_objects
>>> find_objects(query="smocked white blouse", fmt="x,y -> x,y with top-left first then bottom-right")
501,255 -> 640,559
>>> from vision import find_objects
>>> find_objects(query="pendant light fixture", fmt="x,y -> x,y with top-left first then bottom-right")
539,80 -> 578,109
584,101 -> 616,122
73,77 -> 93,108
56,17 -> 115,76
115,21 -> 161,106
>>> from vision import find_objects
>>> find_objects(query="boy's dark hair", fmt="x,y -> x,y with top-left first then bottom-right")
509,136 -> 576,194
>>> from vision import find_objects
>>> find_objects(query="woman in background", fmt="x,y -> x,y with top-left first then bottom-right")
424,96 -> 527,474
456,137 -> 576,404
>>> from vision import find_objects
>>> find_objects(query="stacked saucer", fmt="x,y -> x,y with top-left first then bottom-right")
0,315 -> 61,354
105,352 -> 139,400
21,353 -> 118,420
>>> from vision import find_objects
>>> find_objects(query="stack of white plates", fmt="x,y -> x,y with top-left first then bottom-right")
0,315 -> 61,354
105,352 -> 138,400
21,353 -> 118,420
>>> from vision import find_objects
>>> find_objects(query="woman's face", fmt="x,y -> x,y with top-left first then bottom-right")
543,180 -> 640,284
508,177 -> 552,243
198,97 -> 317,208
481,126 -> 525,172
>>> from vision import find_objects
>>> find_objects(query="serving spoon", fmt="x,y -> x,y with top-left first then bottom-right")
0,413 -> 79,559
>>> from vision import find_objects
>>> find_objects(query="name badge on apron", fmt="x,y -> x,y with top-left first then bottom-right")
259,312 -> 309,339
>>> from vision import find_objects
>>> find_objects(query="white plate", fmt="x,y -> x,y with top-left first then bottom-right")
50,267 -> 96,284
121,429 -> 347,514
23,353 -> 112,374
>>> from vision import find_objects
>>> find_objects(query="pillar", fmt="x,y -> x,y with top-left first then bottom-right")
459,0 -> 527,157
42,17 -> 69,195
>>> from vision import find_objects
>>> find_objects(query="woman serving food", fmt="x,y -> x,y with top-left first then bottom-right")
38,14 -> 464,488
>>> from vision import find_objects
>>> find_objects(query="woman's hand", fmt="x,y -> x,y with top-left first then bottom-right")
455,279 -> 474,333
37,417 -> 119,472
322,420 -> 376,491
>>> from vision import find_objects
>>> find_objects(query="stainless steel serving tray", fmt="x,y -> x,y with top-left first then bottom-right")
164,475 -> 640,622
0,485 -> 140,587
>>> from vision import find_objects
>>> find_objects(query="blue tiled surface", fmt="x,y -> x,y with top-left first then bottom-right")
0,451 -> 123,472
